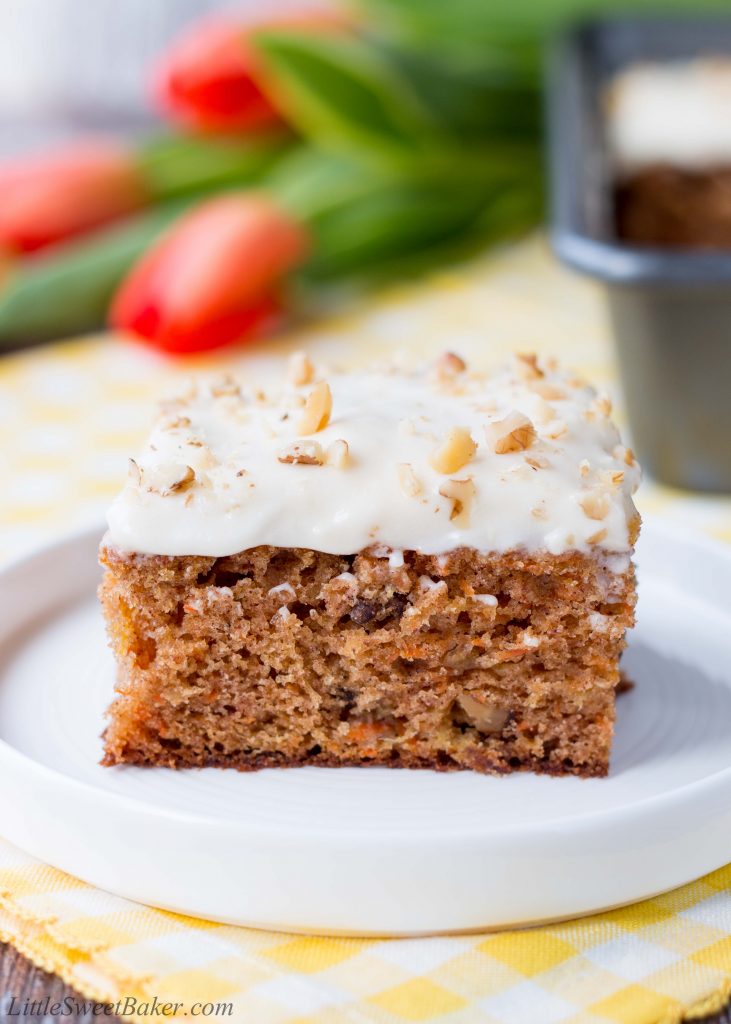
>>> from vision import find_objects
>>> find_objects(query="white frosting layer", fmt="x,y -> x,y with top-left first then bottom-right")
106,354 -> 640,558
606,58 -> 731,173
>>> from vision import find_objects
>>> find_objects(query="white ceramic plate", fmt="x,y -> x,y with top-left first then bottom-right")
0,522 -> 730,935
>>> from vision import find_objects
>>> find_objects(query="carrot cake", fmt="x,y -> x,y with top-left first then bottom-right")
606,58 -> 731,247
99,352 -> 641,777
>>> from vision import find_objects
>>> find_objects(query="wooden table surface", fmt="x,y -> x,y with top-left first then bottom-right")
0,943 -> 122,1022
0,941 -> 728,1023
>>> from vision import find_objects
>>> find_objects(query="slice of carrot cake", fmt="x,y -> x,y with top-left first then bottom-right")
607,58 -> 731,248
99,352 -> 640,777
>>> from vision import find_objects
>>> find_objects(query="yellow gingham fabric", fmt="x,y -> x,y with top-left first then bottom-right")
1,237 -> 731,1024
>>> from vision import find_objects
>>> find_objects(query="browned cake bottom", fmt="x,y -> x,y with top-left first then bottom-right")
99,544 -> 636,778
615,166 -> 731,248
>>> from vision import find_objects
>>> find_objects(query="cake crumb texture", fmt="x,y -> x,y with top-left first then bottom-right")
100,543 -> 636,777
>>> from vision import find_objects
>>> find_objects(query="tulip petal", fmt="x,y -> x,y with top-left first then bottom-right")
110,194 -> 308,354
0,143 -> 146,253
154,7 -> 350,134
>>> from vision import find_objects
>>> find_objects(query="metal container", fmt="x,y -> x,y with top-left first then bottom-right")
547,18 -> 731,492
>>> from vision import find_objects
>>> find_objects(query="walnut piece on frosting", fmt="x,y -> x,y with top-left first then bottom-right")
487,412 -> 536,454
298,380 -> 332,435
435,351 -> 467,382
580,489 -> 610,521
439,477 -> 476,526
398,462 -> 422,497
429,427 -> 477,474
544,419 -> 568,441
210,375 -> 240,398
288,351 -> 314,387
604,469 -> 625,488
515,352 -> 543,380
326,439 -> 349,468
278,441 -> 324,466
530,381 -> 567,401
147,464 -> 195,496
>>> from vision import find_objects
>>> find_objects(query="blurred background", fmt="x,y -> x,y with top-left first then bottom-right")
0,0 -> 263,147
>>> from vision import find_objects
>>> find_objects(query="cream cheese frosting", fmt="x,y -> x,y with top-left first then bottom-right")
105,352 -> 641,559
606,58 -> 731,174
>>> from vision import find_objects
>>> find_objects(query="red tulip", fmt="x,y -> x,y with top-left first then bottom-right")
0,143 -> 146,253
154,7 -> 349,134
110,194 -> 309,354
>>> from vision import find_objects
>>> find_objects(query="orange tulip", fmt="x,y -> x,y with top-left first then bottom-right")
0,143 -> 146,253
110,194 -> 308,354
154,7 -> 350,134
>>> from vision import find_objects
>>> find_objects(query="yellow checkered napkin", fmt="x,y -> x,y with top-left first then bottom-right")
1,842 -> 731,1023
2,238 -> 731,1023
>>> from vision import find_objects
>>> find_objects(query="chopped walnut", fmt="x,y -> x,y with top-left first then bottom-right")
614,444 -> 637,468
531,505 -> 547,519
278,440 -> 324,465
531,399 -> 556,426
544,419 -> 568,440
185,445 -> 218,472
594,395 -> 612,417
128,458 -> 142,486
579,459 -> 591,478
530,381 -> 566,401
429,427 -> 477,474
629,511 -> 642,545
435,351 -> 467,381
147,464 -> 195,496
456,694 -> 509,734
298,380 -> 332,435
514,352 -> 543,380
525,454 -> 550,470
487,411 -> 536,454
163,415 -> 191,430
210,375 -> 240,398
439,477 -> 476,526
605,469 -> 625,488
580,489 -> 610,521
326,439 -> 349,468
287,350 -> 314,387
587,527 -> 608,544
397,462 -> 422,497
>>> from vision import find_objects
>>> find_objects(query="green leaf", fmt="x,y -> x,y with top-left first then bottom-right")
375,40 -> 541,145
136,131 -> 293,202
266,144 -> 542,283
299,174 -> 540,281
253,30 -> 441,163
0,203 -> 189,347
269,147 -> 395,220
356,0 -> 731,69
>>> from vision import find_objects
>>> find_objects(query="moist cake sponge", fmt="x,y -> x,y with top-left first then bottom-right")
99,351 -> 641,777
